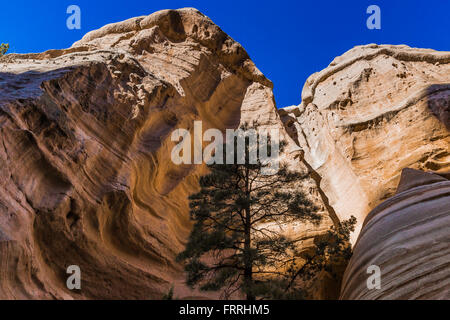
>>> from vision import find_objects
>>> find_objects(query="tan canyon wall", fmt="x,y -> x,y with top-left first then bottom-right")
0,8 -> 448,299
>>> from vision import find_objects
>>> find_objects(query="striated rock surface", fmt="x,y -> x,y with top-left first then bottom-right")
0,8 -> 331,299
340,169 -> 450,300
279,44 -> 450,239
0,7 -> 449,300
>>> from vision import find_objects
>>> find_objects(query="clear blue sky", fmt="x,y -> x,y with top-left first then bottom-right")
1,0 -> 449,107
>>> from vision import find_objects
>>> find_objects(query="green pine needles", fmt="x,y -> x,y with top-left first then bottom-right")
177,124 -> 356,300
0,43 -> 9,56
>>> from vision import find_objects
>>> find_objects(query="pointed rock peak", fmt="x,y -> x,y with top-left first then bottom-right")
396,168 -> 448,194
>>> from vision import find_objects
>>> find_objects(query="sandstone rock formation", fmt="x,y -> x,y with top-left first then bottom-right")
0,8 -> 330,299
340,168 -> 450,300
279,44 -> 450,240
0,7 -> 448,300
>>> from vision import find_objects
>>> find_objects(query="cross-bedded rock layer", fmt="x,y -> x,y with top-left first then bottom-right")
340,169 -> 450,300
0,8 -> 329,299
0,8 -> 448,299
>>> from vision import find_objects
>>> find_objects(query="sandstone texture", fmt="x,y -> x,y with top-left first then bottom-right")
340,169 -> 450,299
0,7 -> 448,300
279,44 -> 450,239
0,8 -> 329,299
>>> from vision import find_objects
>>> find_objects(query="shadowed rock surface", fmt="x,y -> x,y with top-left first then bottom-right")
0,8 -> 448,299
340,169 -> 450,300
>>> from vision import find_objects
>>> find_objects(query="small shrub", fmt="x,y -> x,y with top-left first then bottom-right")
0,43 -> 9,56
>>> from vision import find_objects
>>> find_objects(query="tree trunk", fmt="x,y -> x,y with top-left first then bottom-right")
244,166 -> 254,300
244,219 -> 254,300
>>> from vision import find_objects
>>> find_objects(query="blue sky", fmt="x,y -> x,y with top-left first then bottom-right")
1,0 -> 449,107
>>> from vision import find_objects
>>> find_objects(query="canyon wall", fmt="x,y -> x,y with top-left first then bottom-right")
0,8 -> 330,299
340,169 -> 449,299
0,8 -> 448,299
279,44 -> 450,240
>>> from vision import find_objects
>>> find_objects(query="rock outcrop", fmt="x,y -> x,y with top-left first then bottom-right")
340,169 -> 450,300
0,7 -> 448,300
0,8 -> 330,299
279,44 -> 450,240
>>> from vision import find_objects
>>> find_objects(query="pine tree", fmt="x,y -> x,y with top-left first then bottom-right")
177,125 -> 328,300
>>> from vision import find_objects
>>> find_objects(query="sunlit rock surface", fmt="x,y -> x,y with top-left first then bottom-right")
0,8 -> 448,299
0,8 -> 330,299
279,44 -> 450,240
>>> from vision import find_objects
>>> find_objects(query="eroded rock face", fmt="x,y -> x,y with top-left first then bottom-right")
340,169 -> 450,300
0,8 -> 448,300
0,8 -> 331,299
279,44 -> 450,239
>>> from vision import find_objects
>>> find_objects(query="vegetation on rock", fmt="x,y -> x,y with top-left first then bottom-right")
0,43 -> 9,56
177,125 -> 356,299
